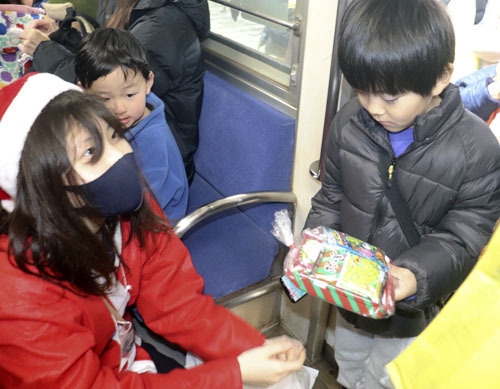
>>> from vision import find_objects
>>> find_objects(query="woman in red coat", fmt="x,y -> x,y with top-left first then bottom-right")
0,73 -> 305,388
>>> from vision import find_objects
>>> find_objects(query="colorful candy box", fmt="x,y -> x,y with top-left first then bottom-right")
284,228 -> 395,319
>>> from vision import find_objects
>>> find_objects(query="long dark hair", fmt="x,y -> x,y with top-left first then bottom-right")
7,90 -> 169,296
104,0 -> 139,29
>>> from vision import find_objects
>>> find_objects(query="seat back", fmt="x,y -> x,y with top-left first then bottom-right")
182,71 -> 296,298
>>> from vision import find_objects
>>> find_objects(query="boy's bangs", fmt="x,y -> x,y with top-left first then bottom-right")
343,55 -> 406,96
341,38 -> 423,96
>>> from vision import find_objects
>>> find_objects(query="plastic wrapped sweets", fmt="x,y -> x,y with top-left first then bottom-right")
272,210 -> 395,319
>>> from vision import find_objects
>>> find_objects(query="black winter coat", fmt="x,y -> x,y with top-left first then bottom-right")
305,84 -> 500,337
31,0 -> 210,183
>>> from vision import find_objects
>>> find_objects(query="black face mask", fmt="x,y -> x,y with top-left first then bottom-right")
71,153 -> 143,218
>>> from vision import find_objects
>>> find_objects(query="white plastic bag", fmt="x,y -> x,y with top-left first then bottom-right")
185,352 -> 319,388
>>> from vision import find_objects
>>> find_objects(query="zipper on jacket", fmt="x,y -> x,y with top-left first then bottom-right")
387,159 -> 397,188
368,155 -> 396,243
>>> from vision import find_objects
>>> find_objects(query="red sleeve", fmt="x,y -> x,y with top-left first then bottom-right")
0,284 -> 137,389
124,216 -> 265,385
0,247 -> 260,388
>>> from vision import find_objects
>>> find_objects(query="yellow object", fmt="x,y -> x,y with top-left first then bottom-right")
387,227 -> 500,388
388,164 -> 394,181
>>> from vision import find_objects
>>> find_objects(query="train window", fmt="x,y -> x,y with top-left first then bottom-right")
203,0 -> 305,114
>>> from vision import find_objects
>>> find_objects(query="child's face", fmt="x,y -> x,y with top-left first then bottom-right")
84,68 -> 153,129
66,118 -> 133,185
356,91 -> 439,133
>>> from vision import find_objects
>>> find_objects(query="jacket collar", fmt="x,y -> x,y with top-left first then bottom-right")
412,84 -> 464,142
356,83 -> 464,147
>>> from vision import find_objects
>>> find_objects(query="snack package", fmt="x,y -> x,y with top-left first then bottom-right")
0,5 -> 44,88
272,210 -> 395,319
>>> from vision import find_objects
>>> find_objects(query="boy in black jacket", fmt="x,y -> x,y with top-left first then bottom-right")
305,0 -> 500,388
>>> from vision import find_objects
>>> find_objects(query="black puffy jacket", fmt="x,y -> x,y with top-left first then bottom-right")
305,84 -> 500,337
32,0 -> 209,183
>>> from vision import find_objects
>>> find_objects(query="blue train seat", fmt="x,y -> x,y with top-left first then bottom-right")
179,71 -> 296,299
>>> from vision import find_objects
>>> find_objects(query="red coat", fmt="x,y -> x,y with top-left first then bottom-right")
0,216 -> 265,388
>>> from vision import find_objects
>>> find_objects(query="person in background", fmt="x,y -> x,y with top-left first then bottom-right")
18,0 -> 209,184
456,62 -> 500,122
0,1 -> 46,6
0,72 -> 305,388
455,61 -> 500,141
305,0 -> 500,388
0,0 -> 46,88
75,28 -> 188,222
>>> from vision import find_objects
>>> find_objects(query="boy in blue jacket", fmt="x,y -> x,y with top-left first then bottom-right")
75,28 -> 188,222
305,0 -> 500,388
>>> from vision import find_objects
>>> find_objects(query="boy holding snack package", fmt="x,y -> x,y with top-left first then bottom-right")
305,0 -> 500,388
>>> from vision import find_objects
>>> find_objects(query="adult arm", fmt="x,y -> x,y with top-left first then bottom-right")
18,18 -> 79,83
455,64 -> 500,121
30,40 -> 78,83
129,223 -> 267,386
0,234 -> 265,389
0,239 -> 289,389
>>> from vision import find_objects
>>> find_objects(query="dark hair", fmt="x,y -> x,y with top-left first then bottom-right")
75,27 -> 150,88
7,90 -> 169,296
338,0 -> 455,96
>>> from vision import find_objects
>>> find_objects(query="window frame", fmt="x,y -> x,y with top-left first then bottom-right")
202,0 -> 309,117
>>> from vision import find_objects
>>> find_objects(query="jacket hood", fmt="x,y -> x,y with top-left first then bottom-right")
130,0 -> 210,39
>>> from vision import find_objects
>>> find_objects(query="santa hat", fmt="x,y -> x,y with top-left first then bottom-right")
0,73 -> 81,212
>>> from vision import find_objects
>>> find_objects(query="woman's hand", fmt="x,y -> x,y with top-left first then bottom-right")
237,336 -> 306,386
18,18 -> 58,55
389,264 -> 417,301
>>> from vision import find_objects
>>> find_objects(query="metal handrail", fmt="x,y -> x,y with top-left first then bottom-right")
315,0 -> 349,181
216,277 -> 282,308
173,191 -> 296,238
210,0 -> 299,32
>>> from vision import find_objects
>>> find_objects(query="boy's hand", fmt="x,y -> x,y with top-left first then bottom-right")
389,264 -> 417,301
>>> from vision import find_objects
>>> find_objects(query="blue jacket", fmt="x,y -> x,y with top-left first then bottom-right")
126,93 -> 188,222
455,64 -> 500,121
